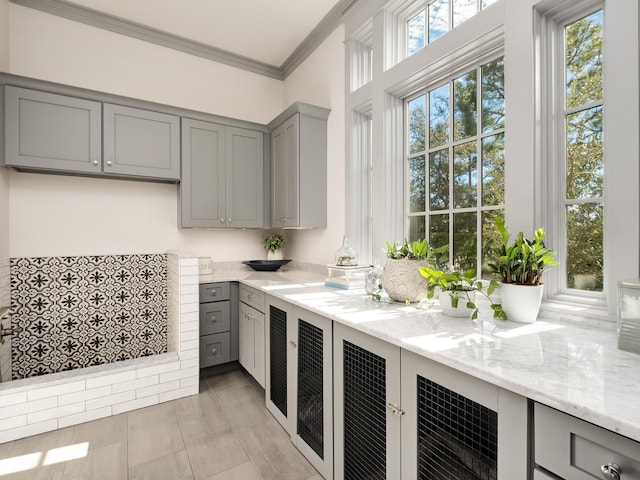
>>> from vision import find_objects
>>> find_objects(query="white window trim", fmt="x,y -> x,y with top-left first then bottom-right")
535,0 -> 639,320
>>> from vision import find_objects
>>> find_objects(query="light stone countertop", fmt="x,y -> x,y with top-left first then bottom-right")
199,267 -> 640,443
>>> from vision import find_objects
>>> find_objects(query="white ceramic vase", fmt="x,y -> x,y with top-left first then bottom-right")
438,290 -> 476,318
500,283 -> 544,323
267,249 -> 283,261
382,258 -> 429,303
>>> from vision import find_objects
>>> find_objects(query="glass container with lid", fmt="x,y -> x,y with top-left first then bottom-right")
335,235 -> 358,266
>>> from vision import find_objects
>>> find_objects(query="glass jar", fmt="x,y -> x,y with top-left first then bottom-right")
335,235 -> 358,266
365,260 -> 383,294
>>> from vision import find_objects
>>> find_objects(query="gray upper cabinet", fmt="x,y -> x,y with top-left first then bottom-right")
180,118 -> 264,228
3,86 -> 102,173
3,86 -> 179,181
269,103 -> 330,229
103,104 -> 180,180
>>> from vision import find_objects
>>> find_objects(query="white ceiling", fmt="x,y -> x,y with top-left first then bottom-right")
62,0 -> 343,68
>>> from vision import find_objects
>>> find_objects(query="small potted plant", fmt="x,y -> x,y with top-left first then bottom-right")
263,233 -> 285,260
381,238 -> 447,303
419,267 -> 505,320
487,218 -> 558,323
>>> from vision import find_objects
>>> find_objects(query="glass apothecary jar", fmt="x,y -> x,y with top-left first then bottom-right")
335,235 -> 358,266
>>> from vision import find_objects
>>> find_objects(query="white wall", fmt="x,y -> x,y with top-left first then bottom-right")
283,25 -> 346,265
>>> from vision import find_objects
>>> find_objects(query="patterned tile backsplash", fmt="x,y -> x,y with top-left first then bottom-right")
10,254 -> 167,380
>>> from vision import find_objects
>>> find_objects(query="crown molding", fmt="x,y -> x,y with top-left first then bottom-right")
10,0 -> 361,80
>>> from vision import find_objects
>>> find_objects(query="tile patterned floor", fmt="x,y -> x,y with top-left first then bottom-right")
0,369 -> 322,479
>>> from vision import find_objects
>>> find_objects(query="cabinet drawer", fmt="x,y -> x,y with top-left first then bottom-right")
535,403 -> 640,479
200,332 -> 231,367
199,300 -> 230,336
239,284 -> 264,312
199,282 -> 230,302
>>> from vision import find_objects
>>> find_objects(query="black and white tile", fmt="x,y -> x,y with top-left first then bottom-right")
9,254 -> 167,379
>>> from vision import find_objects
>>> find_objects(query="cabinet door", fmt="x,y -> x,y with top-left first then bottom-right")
103,104 -> 180,180
253,307 -> 265,388
333,322 -> 401,480
265,295 -> 295,433
4,86 -> 101,173
401,349 -> 528,480
292,306 -> 333,480
226,127 -> 264,228
180,118 -> 226,228
239,302 -> 255,376
271,114 -> 299,228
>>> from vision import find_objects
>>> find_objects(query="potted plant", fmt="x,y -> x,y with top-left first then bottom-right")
263,233 -> 285,260
381,238 -> 447,303
419,267 -> 505,320
488,218 -> 558,323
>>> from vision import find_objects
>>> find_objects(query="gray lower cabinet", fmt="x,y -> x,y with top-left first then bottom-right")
333,323 -> 528,480
239,284 -> 265,387
3,86 -> 180,181
534,403 -> 640,479
4,86 -> 102,173
199,282 -> 238,368
268,103 -> 330,229
103,103 -> 180,180
265,295 -> 334,479
180,118 -> 264,228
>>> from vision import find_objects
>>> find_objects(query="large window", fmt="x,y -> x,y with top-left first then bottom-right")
406,57 -> 504,276
562,10 -> 604,293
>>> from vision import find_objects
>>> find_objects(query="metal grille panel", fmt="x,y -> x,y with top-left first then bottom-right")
417,376 -> 498,480
297,319 -> 324,459
269,305 -> 287,417
343,340 -> 386,480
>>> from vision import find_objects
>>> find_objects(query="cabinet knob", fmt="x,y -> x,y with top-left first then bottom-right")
227,217 -> 232,224
601,463 -> 622,480
92,160 -> 99,166
208,290 -> 217,297
210,316 -> 216,323
248,293 -> 253,300
219,218 -> 225,223
106,160 -> 112,166
211,348 -> 217,355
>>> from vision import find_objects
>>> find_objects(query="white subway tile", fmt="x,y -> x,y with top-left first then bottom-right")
180,358 -> 199,370
136,363 -> 179,379
180,330 -> 199,342
0,414 -> 27,432
180,284 -> 198,296
180,275 -> 199,287
27,380 -> 86,401
159,385 -> 199,403
112,375 -> 158,395
0,397 -> 58,420
86,390 -> 136,411
158,367 -> 198,383
180,302 -> 199,314
59,385 -> 112,406
112,395 -> 158,415
0,419 -> 58,443
181,319 -> 199,332
181,293 -> 199,304
85,370 -> 136,389
137,380 -> 180,398
58,406 -> 112,429
180,376 -> 199,388
180,339 -> 198,352
178,258 -> 198,267
178,348 -> 199,361
0,391 -> 27,407
28,402 -> 85,424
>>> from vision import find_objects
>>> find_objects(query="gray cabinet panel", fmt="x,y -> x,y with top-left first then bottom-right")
180,118 -> 226,228
226,126 -> 264,228
180,119 -> 264,229
269,103 -> 329,229
103,103 -> 179,180
4,86 -> 101,173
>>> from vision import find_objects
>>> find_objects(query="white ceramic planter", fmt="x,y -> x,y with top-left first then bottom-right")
438,290 -> 476,318
500,283 -> 544,323
267,249 -> 284,261
382,258 -> 429,303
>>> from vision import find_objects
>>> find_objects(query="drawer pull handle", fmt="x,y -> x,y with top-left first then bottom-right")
601,463 -> 622,480
290,341 -> 297,349
248,293 -> 253,300
210,316 -> 216,322
208,290 -> 217,296
387,402 -> 405,416
211,348 -> 217,355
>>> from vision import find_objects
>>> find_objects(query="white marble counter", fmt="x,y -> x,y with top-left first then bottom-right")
199,267 -> 640,443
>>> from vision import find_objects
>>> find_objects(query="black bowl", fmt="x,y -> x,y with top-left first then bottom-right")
242,260 -> 292,272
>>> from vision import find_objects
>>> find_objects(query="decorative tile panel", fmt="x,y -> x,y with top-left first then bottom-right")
10,254 -> 167,380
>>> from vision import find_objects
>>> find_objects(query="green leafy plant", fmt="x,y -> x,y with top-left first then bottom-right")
419,267 -> 505,320
262,233 -> 285,252
488,218 -> 559,285
384,238 -> 447,262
